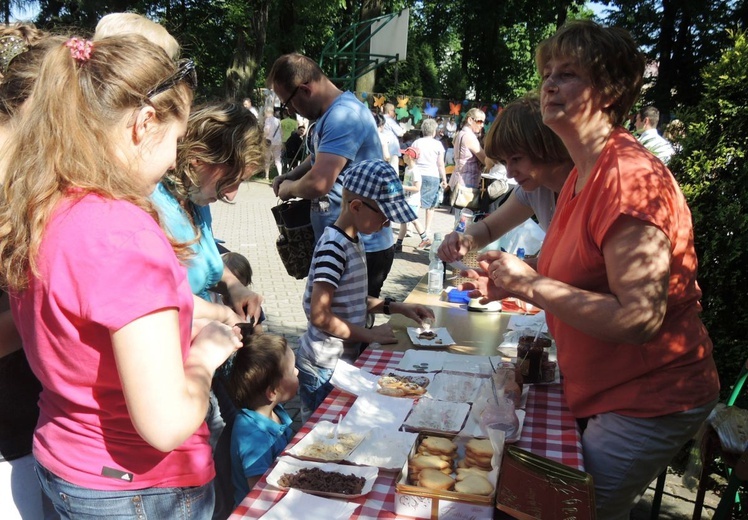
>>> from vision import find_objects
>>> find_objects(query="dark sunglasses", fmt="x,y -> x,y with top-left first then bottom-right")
473,119 -> 485,124
279,82 -> 306,112
147,59 -> 198,98
351,198 -> 389,226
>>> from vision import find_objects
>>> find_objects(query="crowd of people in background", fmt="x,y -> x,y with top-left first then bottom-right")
0,12 -> 700,520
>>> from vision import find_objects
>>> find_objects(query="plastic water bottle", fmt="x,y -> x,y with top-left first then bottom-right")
454,208 -> 474,233
427,255 -> 444,294
430,233 -> 444,262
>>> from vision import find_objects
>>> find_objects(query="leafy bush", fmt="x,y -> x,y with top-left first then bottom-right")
670,30 -> 748,396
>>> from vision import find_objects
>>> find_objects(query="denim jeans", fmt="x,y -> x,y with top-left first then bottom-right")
310,203 -> 339,242
0,454 -> 58,519
296,356 -> 334,424
420,176 -> 441,209
35,461 -> 214,519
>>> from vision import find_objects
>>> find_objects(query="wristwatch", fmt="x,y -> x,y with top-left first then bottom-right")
383,297 -> 395,315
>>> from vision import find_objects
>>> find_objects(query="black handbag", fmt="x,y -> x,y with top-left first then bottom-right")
271,199 -> 316,279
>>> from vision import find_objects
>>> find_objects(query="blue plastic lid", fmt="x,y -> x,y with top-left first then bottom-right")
447,289 -> 472,303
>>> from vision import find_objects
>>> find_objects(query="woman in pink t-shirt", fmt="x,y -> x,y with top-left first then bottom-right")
461,21 -> 719,518
0,36 -> 242,518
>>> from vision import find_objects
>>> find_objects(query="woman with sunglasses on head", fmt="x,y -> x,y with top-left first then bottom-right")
92,16 -> 257,335
0,35 -> 243,518
466,21 -> 719,518
449,107 -> 487,205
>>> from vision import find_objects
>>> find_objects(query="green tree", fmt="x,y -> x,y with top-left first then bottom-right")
670,30 -> 748,393
388,0 -> 587,107
3,0 -> 33,24
34,0 -> 134,28
601,0 -> 737,122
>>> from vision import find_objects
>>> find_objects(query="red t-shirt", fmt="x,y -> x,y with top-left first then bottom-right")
11,194 -> 214,489
538,128 -> 719,418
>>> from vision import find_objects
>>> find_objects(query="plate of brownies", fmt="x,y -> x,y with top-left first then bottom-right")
266,456 -> 378,499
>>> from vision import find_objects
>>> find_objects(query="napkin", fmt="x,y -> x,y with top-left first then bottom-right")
402,397 -> 470,434
507,311 -> 546,330
395,349 -> 446,372
344,391 -> 414,430
260,488 -> 360,520
346,427 -> 419,471
330,360 -> 378,396
443,353 -> 505,374
428,372 -> 486,403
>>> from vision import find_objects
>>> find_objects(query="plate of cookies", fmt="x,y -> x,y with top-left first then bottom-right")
399,435 -> 498,501
407,436 -> 460,492
407,327 -> 455,347
376,370 -> 434,398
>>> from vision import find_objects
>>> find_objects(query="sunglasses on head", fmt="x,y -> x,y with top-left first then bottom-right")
147,59 -> 198,98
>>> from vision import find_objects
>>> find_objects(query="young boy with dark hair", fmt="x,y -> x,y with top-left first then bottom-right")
227,333 -> 298,506
296,159 -> 435,421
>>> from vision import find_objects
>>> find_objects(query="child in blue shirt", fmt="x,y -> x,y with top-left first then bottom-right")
227,333 -> 299,506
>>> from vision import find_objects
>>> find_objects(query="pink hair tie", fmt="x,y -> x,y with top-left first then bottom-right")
65,37 -> 94,62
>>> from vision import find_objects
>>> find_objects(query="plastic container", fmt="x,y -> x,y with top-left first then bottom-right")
517,335 -> 552,383
454,208 -> 474,233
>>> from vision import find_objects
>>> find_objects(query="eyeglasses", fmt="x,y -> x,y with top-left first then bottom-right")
473,119 -> 485,124
147,59 -> 198,98
351,199 -> 389,227
280,82 -> 305,112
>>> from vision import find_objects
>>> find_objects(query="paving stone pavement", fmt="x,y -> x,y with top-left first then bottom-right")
211,178 -> 718,519
211,179 -> 457,339
211,178 -> 457,427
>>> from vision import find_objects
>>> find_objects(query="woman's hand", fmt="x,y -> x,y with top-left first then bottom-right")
478,251 -> 539,297
189,321 -> 242,378
437,231 -> 474,262
192,295 -> 244,328
450,250 -> 537,303
113,312 -> 242,452
227,284 -> 264,323
456,268 -> 511,303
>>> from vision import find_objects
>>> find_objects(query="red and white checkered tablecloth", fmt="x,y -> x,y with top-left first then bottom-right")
230,349 -> 583,519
